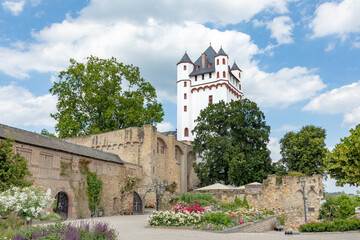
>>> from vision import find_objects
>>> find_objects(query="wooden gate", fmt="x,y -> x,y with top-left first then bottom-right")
133,192 -> 143,215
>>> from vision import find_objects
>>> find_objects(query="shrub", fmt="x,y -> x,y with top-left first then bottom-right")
171,201 -> 206,213
319,193 -> 360,220
147,210 -> 202,226
299,218 -> 360,232
87,172 -> 103,217
0,186 -> 54,222
179,193 -> 213,206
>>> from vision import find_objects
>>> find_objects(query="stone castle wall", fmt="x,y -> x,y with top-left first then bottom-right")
64,125 -> 197,194
212,175 -> 323,230
13,141 -> 143,219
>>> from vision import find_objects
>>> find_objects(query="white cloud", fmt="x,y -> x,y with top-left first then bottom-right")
310,0 -> 360,39
303,81 -> 360,126
273,124 -> 300,133
254,16 -> 294,45
0,84 -> 57,127
245,66 -> 326,108
0,0 -> 324,110
2,0 -> 25,16
268,137 -> 281,162
156,122 -> 174,132
325,42 -> 335,52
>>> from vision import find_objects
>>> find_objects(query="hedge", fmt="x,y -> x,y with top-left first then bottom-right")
299,219 -> 360,232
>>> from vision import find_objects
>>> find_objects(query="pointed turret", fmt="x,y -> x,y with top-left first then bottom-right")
217,46 -> 227,56
231,62 -> 241,71
177,52 -> 193,65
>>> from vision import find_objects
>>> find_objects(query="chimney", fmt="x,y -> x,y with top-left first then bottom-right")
201,53 -> 207,68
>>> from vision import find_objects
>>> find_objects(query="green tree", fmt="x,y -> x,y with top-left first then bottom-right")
192,99 -> 272,187
50,56 -> 164,138
279,125 -> 327,176
0,138 -> 32,191
40,129 -> 58,138
326,124 -> 360,186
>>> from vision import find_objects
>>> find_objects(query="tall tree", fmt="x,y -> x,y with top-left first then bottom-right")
192,99 -> 272,187
326,124 -> 360,186
50,56 -> 164,138
0,138 -> 32,191
279,125 -> 327,176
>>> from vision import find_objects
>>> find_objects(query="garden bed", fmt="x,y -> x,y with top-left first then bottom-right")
216,215 -> 277,233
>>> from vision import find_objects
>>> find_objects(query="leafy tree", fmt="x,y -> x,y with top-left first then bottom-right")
40,129 -> 58,138
192,99 -> 272,187
279,125 -> 327,176
50,56 -> 164,138
0,138 -> 32,191
326,124 -> 360,186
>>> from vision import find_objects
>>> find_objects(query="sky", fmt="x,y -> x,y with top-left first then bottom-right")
1,0 -> 360,194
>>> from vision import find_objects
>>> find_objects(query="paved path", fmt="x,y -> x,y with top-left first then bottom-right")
71,214 -> 360,240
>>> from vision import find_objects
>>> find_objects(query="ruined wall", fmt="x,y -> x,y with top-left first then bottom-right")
212,175 -> 323,230
64,125 -> 198,195
13,141 -> 143,219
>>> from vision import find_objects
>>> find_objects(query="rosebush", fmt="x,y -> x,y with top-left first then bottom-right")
171,201 -> 206,213
0,186 -> 54,221
147,210 -> 203,227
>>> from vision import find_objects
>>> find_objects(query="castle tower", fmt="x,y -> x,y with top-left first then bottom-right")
177,45 -> 244,141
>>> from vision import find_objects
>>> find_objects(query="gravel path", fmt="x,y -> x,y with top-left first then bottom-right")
71,214 -> 360,240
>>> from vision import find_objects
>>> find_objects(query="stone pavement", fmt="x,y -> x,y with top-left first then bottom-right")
71,214 -> 360,240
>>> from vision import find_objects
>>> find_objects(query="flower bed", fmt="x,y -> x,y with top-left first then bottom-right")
147,211 -> 203,227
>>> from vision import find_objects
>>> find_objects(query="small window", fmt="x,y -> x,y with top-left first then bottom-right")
202,74 -> 204,80
157,143 -> 159,153
239,72 -> 241,78
196,66 -> 199,70
208,62 -> 211,67
184,105 -> 187,112
184,65 -> 187,70
184,93 -> 187,99
184,128 -> 189,137
223,71 -> 226,78
222,58 -> 225,65
239,84 -> 241,90
217,59 -> 219,65
195,76 -> 197,81
184,82 -> 187,87
209,73 -> 212,78
231,99 -> 234,102
217,72 -> 219,78
209,95 -> 213,104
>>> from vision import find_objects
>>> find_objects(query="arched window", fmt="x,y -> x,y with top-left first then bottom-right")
184,105 -> 187,112
223,71 -> 226,78
207,62 -> 211,67
239,72 -> 241,78
209,95 -> 213,104
217,72 -> 219,78
222,58 -> 225,65
209,73 -> 212,78
184,81 -> 187,87
184,93 -> 187,99
195,66 -> 199,70
239,84 -> 241,90
184,65 -> 187,70
217,59 -> 219,65
184,128 -> 189,137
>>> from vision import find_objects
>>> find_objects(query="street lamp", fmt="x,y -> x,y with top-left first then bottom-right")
300,177 -> 307,223
153,179 -> 168,211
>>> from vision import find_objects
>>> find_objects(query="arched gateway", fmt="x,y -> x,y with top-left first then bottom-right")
55,191 -> 69,220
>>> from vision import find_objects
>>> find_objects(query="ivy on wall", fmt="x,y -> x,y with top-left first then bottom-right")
87,172 -> 103,217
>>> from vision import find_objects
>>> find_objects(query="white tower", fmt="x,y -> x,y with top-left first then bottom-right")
177,45 -> 244,141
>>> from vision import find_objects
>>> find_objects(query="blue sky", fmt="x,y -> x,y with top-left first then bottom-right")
1,0 -> 360,193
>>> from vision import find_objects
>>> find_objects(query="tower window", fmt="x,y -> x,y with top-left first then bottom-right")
195,76 -> 197,81
209,95 -> 213,104
217,59 -> 219,65
184,93 -> 187,99
184,81 -> 187,87
184,65 -> 187,70
208,62 -> 211,67
222,58 -> 225,65
217,72 -> 219,78
184,128 -> 189,137
209,73 -> 212,78
239,72 -> 241,78
223,71 -> 226,78
184,105 -> 187,112
202,74 -> 204,80
196,66 -> 199,70
239,84 -> 241,90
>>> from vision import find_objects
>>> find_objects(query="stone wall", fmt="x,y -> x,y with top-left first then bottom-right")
13,141 -> 143,219
212,175 -> 323,230
236,216 -> 277,233
64,125 -> 198,194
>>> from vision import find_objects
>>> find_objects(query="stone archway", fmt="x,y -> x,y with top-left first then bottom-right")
55,191 -> 69,220
133,191 -> 143,215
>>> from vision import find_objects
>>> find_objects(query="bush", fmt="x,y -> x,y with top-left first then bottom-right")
12,221 -> 117,240
179,193 -> 213,206
147,210 -> 202,227
299,218 -> 360,232
319,193 -> 360,220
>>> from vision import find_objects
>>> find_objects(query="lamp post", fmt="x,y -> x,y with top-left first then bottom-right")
153,179 -> 168,211
300,177 -> 307,223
